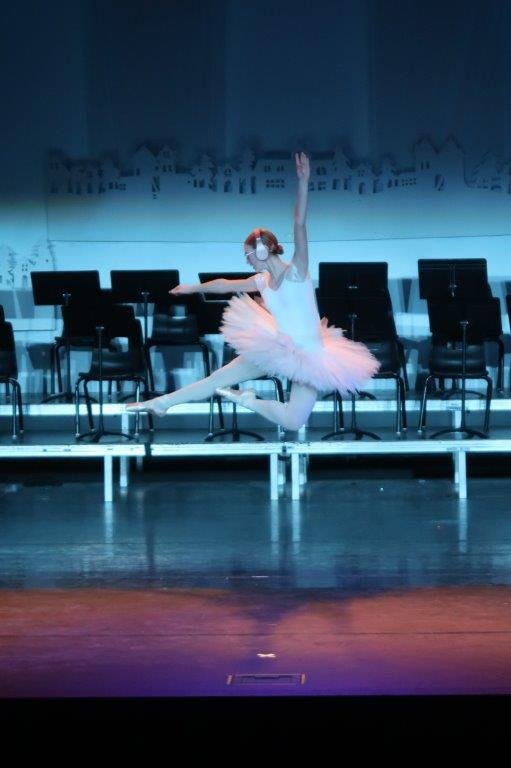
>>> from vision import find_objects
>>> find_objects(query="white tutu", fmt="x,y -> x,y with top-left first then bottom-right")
220,293 -> 380,394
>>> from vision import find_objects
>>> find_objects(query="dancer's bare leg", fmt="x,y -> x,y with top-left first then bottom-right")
125,356 -> 264,416
217,381 -> 317,431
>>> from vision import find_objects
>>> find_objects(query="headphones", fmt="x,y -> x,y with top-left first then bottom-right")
254,228 -> 269,261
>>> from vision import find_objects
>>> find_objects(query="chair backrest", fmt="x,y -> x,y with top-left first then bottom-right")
63,301 -> 141,346
428,298 -> 501,344
364,339 -> 400,373
195,293 -> 228,335
150,301 -> 200,345
0,321 -> 18,378
87,312 -> 146,378
429,343 -> 486,374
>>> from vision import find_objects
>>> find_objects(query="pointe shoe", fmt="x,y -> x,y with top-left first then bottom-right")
124,399 -> 169,418
215,387 -> 257,408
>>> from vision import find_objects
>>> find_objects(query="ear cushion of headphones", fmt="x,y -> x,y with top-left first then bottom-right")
255,230 -> 269,261
255,238 -> 268,260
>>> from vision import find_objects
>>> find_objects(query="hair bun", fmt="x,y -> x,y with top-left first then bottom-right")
276,244 -> 284,255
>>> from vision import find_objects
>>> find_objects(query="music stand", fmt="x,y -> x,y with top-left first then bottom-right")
418,259 -> 491,300
110,270 -> 180,340
31,271 -> 101,403
422,299 -> 494,439
318,262 -> 389,297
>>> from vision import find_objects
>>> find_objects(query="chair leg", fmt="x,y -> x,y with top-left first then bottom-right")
144,345 -> 156,393
55,343 -> 63,393
202,345 -> 211,377
13,380 -> 23,434
332,392 -> 344,432
75,378 -> 82,437
484,375 -> 493,433
400,376 -> 407,430
398,340 -> 409,392
142,378 -> 154,431
204,346 -> 225,431
394,375 -> 401,434
274,377 -> 285,403
418,375 -> 433,433
9,381 -> 16,439
270,377 -> 285,403
83,380 -> 94,429
134,381 -> 140,437
497,339 -> 504,393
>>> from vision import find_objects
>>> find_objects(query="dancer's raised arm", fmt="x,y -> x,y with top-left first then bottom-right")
291,152 -> 310,279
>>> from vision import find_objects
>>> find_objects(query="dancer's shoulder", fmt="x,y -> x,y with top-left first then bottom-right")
254,271 -> 270,292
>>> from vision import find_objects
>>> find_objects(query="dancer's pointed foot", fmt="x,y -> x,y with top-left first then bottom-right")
215,387 -> 257,408
124,397 -> 170,418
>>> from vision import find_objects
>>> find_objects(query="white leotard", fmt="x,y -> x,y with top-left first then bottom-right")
254,263 -> 322,352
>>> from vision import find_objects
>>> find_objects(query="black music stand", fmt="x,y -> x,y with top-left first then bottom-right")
315,295 -> 392,441
197,271 -> 269,442
421,300 -> 493,439
31,271 -> 101,403
110,269 -> 180,340
418,259 -> 491,300
318,262 -> 389,297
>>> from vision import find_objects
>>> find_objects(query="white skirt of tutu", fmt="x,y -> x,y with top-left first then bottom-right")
220,294 -> 380,394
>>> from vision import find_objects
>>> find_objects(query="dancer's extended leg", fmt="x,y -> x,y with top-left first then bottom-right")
218,381 -> 317,431
125,356 -> 264,416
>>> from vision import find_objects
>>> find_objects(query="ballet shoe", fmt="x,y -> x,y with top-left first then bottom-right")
124,398 -> 170,418
215,387 -> 257,408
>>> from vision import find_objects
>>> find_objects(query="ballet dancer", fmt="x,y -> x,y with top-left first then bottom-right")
126,152 -> 379,430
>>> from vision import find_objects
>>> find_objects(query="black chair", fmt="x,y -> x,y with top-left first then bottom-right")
365,339 -> 407,435
419,260 -> 504,392
0,312 -> 24,439
54,289 -> 112,396
144,295 -> 211,390
316,294 -> 406,439
418,300 -> 493,438
318,261 -> 409,391
219,343 -> 285,442
30,270 -> 102,402
503,295 -> 511,392
73,303 -> 152,441
110,269 -> 180,343
196,291 -> 285,441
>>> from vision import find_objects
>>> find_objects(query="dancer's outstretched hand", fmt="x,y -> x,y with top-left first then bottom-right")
295,151 -> 310,183
169,284 -> 195,295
